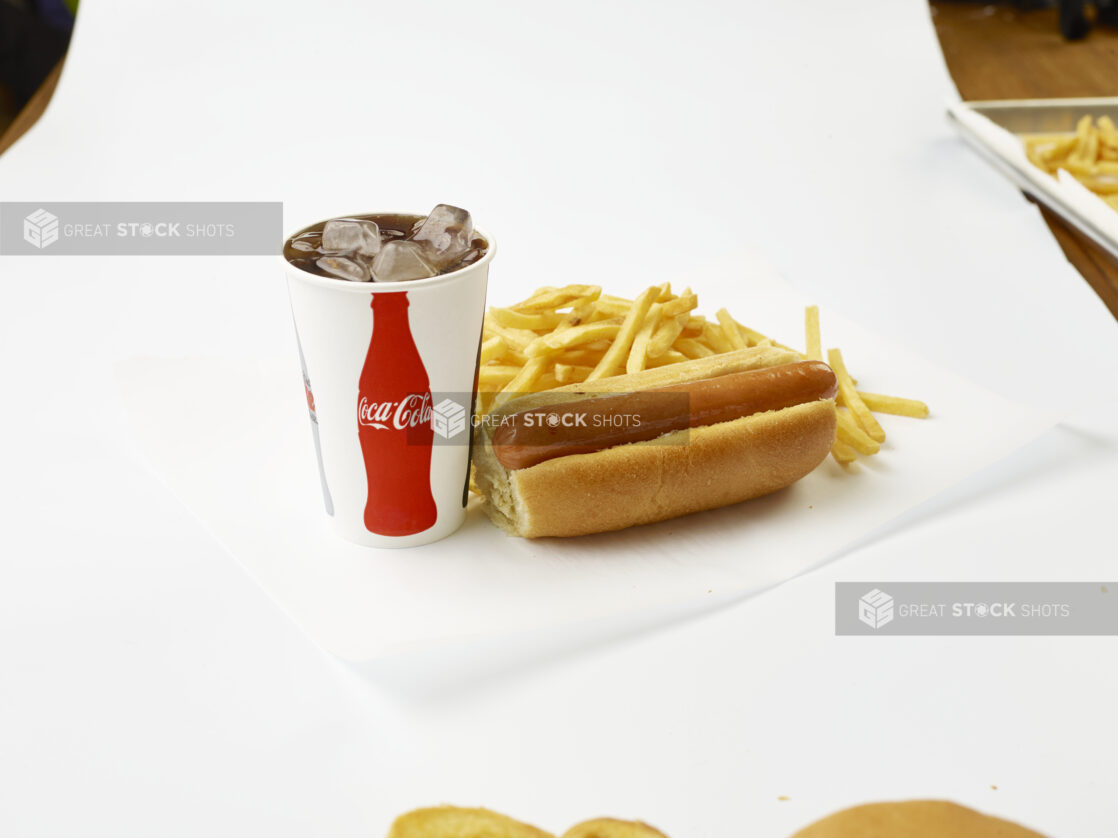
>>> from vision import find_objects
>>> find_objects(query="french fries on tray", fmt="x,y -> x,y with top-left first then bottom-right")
1025,115 -> 1118,210
480,285 -> 928,467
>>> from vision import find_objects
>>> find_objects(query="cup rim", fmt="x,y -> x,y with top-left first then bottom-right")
282,211 -> 496,293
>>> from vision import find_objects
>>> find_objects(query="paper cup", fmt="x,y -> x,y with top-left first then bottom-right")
285,215 -> 493,548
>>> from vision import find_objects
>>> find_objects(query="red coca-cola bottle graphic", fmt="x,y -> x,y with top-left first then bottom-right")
357,291 -> 438,536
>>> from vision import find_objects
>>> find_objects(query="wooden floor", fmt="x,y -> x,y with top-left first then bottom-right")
932,1 -> 1118,317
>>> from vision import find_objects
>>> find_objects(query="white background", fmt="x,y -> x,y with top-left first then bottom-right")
1,0 -> 1116,836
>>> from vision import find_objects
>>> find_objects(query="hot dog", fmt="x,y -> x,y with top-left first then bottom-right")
492,361 -> 837,470
472,346 -> 838,537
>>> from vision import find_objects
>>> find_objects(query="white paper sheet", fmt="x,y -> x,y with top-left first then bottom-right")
115,255 -> 1056,661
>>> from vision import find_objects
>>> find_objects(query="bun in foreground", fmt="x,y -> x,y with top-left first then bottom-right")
790,800 -> 1049,838
388,806 -> 554,838
561,818 -> 669,838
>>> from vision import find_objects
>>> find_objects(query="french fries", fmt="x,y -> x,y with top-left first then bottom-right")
478,283 -> 928,464
716,309 -> 748,351
857,391 -> 930,418
587,286 -> 658,380
1025,115 -> 1118,206
626,302 -> 662,374
828,348 -> 886,444
479,335 -> 506,366
647,313 -> 687,358
830,440 -> 859,466
804,305 -> 822,362
525,319 -> 623,357
836,409 -> 881,456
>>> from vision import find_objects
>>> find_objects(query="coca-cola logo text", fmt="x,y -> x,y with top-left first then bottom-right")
358,393 -> 433,431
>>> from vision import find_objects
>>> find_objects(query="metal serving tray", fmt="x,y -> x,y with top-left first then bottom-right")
947,97 -> 1118,262
962,97 -> 1118,134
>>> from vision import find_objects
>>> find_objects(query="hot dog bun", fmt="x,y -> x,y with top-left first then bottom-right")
789,801 -> 1048,838
388,806 -> 555,838
473,346 -> 837,538
561,818 -> 669,838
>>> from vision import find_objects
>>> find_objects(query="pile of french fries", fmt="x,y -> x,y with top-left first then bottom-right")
1025,115 -> 1118,210
479,284 -> 928,466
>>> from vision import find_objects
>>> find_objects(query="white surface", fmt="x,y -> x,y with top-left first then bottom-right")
117,259 -> 1053,660
2,1 -> 1117,837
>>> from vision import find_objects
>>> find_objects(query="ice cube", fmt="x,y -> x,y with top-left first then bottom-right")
321,219 -> 381,257
316,255 -> 371,282
371,241 -> 437,282
290,238 -> 317,252
411,204 -> 473,269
